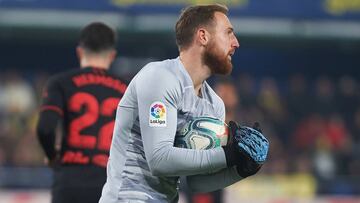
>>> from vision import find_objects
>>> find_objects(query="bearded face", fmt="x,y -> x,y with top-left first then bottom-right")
203,39 -> 233,75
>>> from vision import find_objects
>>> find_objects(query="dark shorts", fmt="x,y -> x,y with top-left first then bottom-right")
51,165 -> 106,203
52,186 -> 103,203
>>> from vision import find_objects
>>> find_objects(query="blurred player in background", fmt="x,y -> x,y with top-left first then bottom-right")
36,22 -> 127,203
100,4 -> 268,203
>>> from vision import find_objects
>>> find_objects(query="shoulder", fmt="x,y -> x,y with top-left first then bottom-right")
47,69 -> 79,84
132,59 -> 183,101
136,59 -> 181,87
45,69 -> 86,92
103,70 -> 129,88
141,59 -> 179,78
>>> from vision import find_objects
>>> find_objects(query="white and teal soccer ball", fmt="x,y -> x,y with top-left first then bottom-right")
175,117 -> 228,150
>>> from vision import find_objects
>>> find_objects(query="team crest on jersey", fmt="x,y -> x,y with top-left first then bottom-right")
149,101 -> 167,127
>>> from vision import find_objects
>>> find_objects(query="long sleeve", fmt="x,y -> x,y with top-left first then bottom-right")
186,166 -> 243,193
36,76 -> 64,160
37,111 -> 61,159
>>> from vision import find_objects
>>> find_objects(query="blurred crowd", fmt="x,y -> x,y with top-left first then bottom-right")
0,71 -> 48,167
0,69 -> 360,194
214,73 -> 360,194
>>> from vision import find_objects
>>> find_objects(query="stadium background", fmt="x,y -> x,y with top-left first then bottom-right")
1,0 -> 360,202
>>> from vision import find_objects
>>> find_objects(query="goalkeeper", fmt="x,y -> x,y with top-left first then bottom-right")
100,4 -> 269,203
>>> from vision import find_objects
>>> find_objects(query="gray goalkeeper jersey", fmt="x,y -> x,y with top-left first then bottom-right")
99,57 -> 241,203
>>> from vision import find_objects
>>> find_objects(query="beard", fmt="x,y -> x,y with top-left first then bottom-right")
203,40 -> 233,75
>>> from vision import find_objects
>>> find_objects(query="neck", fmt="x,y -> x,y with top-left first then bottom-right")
80,55 -> 111,70
179,47 -> 211,96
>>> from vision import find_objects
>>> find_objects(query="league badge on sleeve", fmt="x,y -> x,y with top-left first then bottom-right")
149,102 -> 167,127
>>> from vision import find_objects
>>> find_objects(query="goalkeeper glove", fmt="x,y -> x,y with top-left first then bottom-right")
222,121 -> 269,178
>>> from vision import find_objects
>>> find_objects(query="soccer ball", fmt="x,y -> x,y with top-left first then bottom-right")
174,117 -> 228,150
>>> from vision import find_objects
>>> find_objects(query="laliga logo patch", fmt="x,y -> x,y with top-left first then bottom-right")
149,102 -> 166,127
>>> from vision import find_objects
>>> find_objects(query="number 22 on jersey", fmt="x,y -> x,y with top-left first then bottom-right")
62,92 -> 120,167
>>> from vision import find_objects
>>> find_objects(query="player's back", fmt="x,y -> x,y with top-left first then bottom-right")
43,67 -> 127,186
38,67 -> 127,203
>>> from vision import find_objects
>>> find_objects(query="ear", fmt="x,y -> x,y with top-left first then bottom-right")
196,27 -> 210,46
76,46 -> 84,61
109,50 -> 117,62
